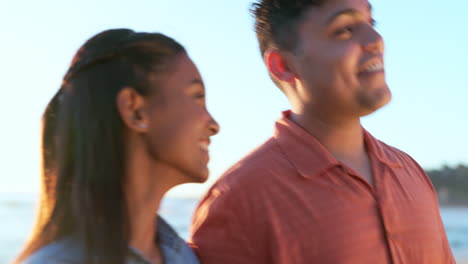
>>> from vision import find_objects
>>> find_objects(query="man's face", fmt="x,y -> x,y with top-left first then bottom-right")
290,0 -> 391,120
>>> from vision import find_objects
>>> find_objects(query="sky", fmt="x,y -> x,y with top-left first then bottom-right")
0,0 -> 466,197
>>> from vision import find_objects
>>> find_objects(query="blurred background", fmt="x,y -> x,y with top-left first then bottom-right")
0,0 -> 467,263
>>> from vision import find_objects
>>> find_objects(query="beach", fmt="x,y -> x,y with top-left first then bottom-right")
1,194 -> 467,263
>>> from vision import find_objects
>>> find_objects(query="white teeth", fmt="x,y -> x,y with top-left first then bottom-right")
363,63 -> 384,72
199,142 -> 209,151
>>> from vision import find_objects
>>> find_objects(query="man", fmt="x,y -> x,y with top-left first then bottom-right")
190,0 -> 455,263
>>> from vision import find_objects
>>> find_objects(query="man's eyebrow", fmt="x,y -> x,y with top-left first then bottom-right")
325,4 -> 372,25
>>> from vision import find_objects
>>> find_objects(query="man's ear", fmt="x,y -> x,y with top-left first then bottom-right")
264,49 -> 297,84
116,87 -> 149,133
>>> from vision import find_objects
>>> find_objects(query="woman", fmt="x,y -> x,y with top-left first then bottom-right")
14,28 -> 219,264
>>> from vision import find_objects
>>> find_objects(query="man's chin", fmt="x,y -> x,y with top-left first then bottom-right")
359,88 -> 392,116
375,86 -> 392,108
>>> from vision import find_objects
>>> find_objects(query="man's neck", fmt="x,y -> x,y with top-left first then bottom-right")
290,110 -> 365,158
290,110 -> 374,186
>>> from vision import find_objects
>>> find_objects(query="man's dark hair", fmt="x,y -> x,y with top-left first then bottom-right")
251,0 -> 325,56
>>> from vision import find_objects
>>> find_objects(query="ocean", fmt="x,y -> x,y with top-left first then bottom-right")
1,193 -> 467,263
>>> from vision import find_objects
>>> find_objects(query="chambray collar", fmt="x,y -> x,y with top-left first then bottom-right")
23,216 -> 197,264
128,216 -> 197,264
274,110 -> 402,180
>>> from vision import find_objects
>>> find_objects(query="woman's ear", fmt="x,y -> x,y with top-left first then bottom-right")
264,49 -> 297,84
116,87 -> 149,132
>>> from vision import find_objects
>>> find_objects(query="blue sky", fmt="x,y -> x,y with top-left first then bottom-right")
0,0 -> 466,196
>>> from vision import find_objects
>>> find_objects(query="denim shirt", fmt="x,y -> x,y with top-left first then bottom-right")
22,217 -> 199,264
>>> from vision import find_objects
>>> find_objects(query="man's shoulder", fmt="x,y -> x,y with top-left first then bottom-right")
21,237 -> 84,264
375,138 -> 434,188
216,137 -> 289,185
375,138 -> 420,166
199,136 -> 293,205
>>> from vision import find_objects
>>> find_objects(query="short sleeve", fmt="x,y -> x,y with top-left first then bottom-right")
401,153 -> 456,263
189,185 -> 263,264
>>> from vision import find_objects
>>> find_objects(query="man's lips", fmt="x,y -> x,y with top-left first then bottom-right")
358,57 -> 385,74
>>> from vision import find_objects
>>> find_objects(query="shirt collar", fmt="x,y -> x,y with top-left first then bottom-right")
274,111 -> 340,179
128,216 -> 186,263
274,110 -> 402,180
362,129 -> 403,169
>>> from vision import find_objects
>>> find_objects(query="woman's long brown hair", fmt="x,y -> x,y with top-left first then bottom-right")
14,29 -> 185,264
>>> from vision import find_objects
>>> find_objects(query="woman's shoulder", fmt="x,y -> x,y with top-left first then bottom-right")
21,219 -> 199,264
157,217 -> 199,264
21,237 -> 84,264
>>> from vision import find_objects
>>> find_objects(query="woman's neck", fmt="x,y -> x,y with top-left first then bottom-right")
124,139 -> 174,263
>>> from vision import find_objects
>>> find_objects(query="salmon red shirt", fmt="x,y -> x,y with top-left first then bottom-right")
190,111 -> 455,264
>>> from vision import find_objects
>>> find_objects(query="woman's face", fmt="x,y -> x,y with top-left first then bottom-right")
144,53 -> 219,183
